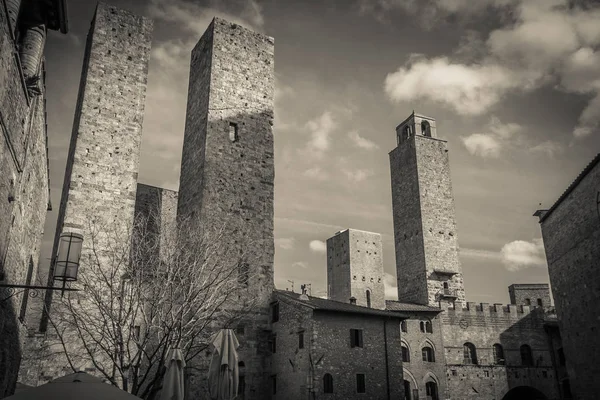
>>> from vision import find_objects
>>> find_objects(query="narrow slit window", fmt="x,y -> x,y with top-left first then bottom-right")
229,122 -> 239,142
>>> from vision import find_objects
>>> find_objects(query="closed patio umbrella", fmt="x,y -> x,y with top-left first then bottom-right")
4,371 -> 142,400
208,329 -> 239,400
160,348 -> 186,400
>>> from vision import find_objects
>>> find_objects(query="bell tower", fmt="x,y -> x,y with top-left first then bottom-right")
389,112 -> 465,307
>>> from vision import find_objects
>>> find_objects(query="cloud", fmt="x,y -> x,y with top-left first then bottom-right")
275,237 -> 295,250
348,131 -> 379,150
381,0 -> 600,138
501,238 -> 547,271
303,167 -> 330,181
460,247 -> 503,261
309,240 -> 327,253
461,134 -> 502,158
343,168 -> 374,183
383,272 -> 398,300
301,111 -> 337,158
292,261 -> 308,269
530,140 -> 564,157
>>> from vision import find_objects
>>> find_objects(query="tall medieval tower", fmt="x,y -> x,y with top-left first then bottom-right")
389,112 -> 465,308
178,18 -> 275,398
40,3 -> 153,331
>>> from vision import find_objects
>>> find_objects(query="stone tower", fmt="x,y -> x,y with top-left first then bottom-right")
389,112 -> 465,307
327,229 -> 386,309
40,2 -> 153,331
178,18 -> 274,398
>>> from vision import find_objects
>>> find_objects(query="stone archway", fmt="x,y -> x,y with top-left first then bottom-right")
502,386 -> 549,400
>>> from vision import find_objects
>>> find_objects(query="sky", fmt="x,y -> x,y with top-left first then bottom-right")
39,0 -> 600,304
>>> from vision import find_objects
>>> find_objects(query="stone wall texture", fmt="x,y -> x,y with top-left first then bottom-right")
178,18 -> 275,399
271,292 -> 405,400
327,229 -> 386,310
390,113 -> 465,307
0,2 -> 53,396
539,156 -> 600,400
508,284 -> 552,308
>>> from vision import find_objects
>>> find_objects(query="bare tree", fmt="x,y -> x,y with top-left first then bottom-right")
40,209 -> 257,399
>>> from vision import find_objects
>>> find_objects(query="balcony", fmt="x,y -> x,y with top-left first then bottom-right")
438,288 -> 458,299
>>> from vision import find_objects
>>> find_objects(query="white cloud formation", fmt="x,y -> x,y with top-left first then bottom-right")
343,168 -> 374,183
309,240 -> 327,253
275,237 -> 295,250
302,111 -> 337,157
501,238 -> 547,271
462,134 -> 502,158
292,261 -> 308,269
530,140 -> 564,157
381,0 -> 600,138
384,272 -> 398,300
303,167 -> 330,181
348,130 -> 379,150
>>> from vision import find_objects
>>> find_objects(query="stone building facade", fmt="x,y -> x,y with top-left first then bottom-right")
0,0 -> 67,396
177,17 -> 275,399
535,153 -> 600,400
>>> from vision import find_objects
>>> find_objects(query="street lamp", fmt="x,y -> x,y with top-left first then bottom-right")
0,232 -> 83,303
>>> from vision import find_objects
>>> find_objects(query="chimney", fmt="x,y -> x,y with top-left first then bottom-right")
349,297 -> 357,305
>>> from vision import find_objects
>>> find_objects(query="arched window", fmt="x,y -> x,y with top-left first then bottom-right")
403,380 -> 412,400
537,298 -> 543,307
520,344 -> 534,366
419,321 -> 425,332
323,373 -> 333,393
425,321 -> 433,333
422,346 -> 435,362
401,320 -> 407,333
493,344 -> 505,365
401,344 -> 410,362
404,125 -> 412,139
421,121 -> 431,137
366,290 -> 371,308
425,381 -> 439,400
463,342 -> 478,365
524,298 -> 531,306
558,347 -> 566,366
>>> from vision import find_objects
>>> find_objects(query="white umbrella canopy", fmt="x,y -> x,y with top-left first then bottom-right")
159,348 -> 186,400
5,372 -> 142,400
208,329 -> 240,400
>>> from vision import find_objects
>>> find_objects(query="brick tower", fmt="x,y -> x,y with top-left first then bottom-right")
327,229 -> 386,309
40,2 -> 153,331
389,112 -> 465,307
178,18 -> 274,398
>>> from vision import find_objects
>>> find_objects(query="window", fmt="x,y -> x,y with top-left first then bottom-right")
525,298 -> 531,306
238,362 -> 246,398
19,257 -> 35,321
401,345 -> 410,362
403,380 -> 411,400
298,331 -> 304,349
537,298 -> 543,307
451,370 -> 457,376
463,342 -> 478,365
229,122 -> 239,142
236,325 -> 245,336
271,302 -> 279,323
484,370 -> 490,377
403,125 -> 412,139
271,375 -> 277,395
420,321 -> 425,333
401,320 -> 407,333
356,374 -> 366,393
422,346 -> 435,362
270,335 -> 277,353
238,262 -> 249,287
350,329 -> 363,348
323,373 -> 333,393
443,282 -> 449,289
421,121 -> 431,137
520,344 -> 534,366
366,290 -> 371,308
425,381 -> 438,400
425,321 -> 433,333
558,348 -> 566,366
493,344 -> 505,365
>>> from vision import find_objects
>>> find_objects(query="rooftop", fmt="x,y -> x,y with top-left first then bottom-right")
385,300 -> 443,313
275,290 -> 410,319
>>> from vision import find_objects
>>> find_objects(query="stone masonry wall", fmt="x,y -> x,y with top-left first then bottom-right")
0,2 -> 51,395
178,18 -> 275,399
508,284 -> 552,308
539,158 -> 600,400
29,2 -> 153,383
400,313 -> 447,400
441,304 -> 560,400
327,229 -> 386,310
